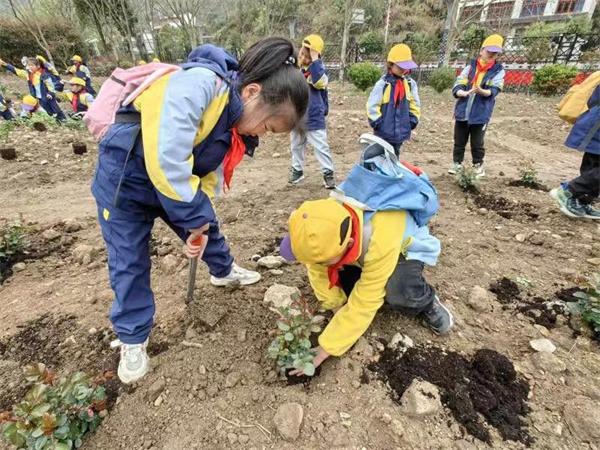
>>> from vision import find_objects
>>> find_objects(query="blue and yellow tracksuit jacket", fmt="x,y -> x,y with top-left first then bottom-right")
68,63 -> 96,95
452,59 -> 505,124
302,59 -> 329,130
0,94 -> 14,120
58,91 -> 94,113
366,73 -> 421,145
3,64 -> 66,120
565,85 -> 600,155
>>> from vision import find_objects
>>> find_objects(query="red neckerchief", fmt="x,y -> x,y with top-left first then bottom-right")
393,78 -> 405,105
473,58 -> 495,87
327,205 -> 362,289
222,128 -> 246,192
71,92 -> 80,112
400,160 -> 423,176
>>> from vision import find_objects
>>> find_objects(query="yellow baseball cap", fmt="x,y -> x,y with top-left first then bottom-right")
280,199 -> 352,264
302,34 -> 325,55
71,55 -> 83,63
152,57 -> 160,62
387,44 -> 417,70
67,77 -> 86,87
481,34 -> 503,53
138,60 -> 147,65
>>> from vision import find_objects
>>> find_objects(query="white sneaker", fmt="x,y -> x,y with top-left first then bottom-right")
114,339 -> 150,384
210,263 -> 261,287
473,163 -> 485,178
448,163 -> 462,174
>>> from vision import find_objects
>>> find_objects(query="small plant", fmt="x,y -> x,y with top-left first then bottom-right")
428,67 -> 456,93
532,65 -> 578,96
456,166 -> 479,191
63,117 -> 85,130
0,364 -> 110,450
267,297 -> 324,376
26,112 -> 59,130
570,275 -> 600,337
347,62 -> 381,91
519,163 -> 539,187
0,222 -> 25,262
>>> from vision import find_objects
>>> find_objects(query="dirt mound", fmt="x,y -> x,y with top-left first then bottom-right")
489,277 -> 521,304
370,346 -> 532,445
474,194 -> 539,221
507,180 -> 549,192
517,297 -> 568,329
555,287 -> 581,303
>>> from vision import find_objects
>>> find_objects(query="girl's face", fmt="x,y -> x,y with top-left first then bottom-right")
298,47 -> 311,66
71,84 -> 83,93
26,62 -> 39,72
236,83 -> 298,137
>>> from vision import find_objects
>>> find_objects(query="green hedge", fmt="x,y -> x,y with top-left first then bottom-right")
348,62 -> 381,91
532,64 -> 578,96
429,67 -> 456,93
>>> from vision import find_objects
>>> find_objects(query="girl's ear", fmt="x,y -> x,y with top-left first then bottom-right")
241,82 -> 262,101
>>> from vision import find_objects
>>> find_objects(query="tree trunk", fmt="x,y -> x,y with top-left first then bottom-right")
339,1 -> 351,82
439,0 -> 459,67
91,10 -> 111,53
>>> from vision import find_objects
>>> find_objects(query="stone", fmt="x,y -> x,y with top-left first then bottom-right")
42,228 -> 61,241
269,269 -> 284,275
147,378 -> 166,402
529,338 -> 556,353
72,244 -> 97,265
273,402 -> 304,441
153,395 -> 163,407
389,333 -> 414,350
225,371 -> 241,388
257,255 -> 286,269
587,258 -> 600,266
515,233 -> 527,242
533,324 -> 550,337
64,219 -> 83,233
263,284 -> 300,308
466,286 -> 492,312
564,396 -> 600,442
161,254 -> 180,274
400,379 -> 442,416
12,262 -> 26,272
237,329 -> 247,342
238,434 -> 249,444
530,352 -> 566,373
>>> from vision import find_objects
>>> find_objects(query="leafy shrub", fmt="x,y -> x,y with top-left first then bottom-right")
456,166 -> 479,191
348,63 -> 382,91
358,32 -> 384,56
569,275 -> 600,337
429,67 -> 456,93
63,117 -> 86,130
458,23 -> 488,54
267,297 -> 324,376
519,164 -> 539,186
0,223 -> 25,262
532,65 -> 578,96
0,364 -> 109,450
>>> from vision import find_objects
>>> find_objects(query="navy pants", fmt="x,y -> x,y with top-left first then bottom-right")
93,123 -> 233,344
40,96 -> 66,121
1,109 -> 14,120
568,152 -> 600,204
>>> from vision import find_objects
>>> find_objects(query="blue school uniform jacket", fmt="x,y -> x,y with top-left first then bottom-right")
565,85 -> 600,155
302,59 -> 329,130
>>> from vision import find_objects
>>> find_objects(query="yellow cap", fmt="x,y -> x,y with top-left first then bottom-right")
152,57 -> 160,63
481,34 -> 504,53
302,34 -> 325,55
22,95 -> 38,106
285,199 -> 352,264
71,55 -> 83,63
387,44 -> 417,69
35,55 -> 47,64
138,60 -> 147,65
68,77 -> 86,87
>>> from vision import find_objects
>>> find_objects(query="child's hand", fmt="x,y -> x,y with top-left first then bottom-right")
289,346 -> 330,376
185,223 -> 209,258
456,89 -> 470,98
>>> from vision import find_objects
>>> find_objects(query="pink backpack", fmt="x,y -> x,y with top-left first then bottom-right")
84,62 -> 181,141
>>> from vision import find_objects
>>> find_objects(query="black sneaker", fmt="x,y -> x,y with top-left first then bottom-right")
323,171 -> 336,189
289,168 -> 304,184
421,296 -> 454,335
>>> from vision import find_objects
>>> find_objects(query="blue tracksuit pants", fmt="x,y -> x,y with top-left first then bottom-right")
92,122 -> 233,344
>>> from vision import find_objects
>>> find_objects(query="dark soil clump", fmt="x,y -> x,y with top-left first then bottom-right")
0,147 -> 17,160
508,180 -> 549,192
32,122 -> 47,132
72,142 -> 88,155
489,278 -> 521,304
555,287 -> 581,303
370,346 -> 532,445
474,194 -> 539,221
517,297 -> 568,329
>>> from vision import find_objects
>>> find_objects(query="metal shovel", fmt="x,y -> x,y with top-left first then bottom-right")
186,235 -> 208,305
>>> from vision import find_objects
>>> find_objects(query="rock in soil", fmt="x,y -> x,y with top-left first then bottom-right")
563,396 -> 600,443
0,147 -> 17,160
147,378 -> 166,402
400,379 -> 442,416
273,402 -> 304,441
530,352 -> 566,373
529,338 -> 556,353
257,255 -> 286,269
224,371 -> 241,388
389,333 -> 414,350
161,254 -> 180,274
12,262 -> 26,272
370,346 -> 532,445
263,284 -> 300,308
72,244 -> 98,265
467,286 -> 493,312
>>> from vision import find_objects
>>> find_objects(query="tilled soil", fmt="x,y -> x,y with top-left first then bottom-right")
1,77 -> 600,449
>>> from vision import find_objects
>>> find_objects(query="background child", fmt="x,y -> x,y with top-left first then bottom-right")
58,76 -> 94,117
20,94 -> 46,118
0,56 -> 66,121
367,44 -> 421,156
289,34 -> 336,189
551,83 -> 600,219
450,34 -> 505,177
67,55 -> 95,95
0,93 -> 15,120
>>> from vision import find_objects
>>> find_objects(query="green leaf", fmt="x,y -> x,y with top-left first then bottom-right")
284,332 -> 294,342
31,404 -> 51,418
55,443 -> 71,450
32,427 -> 44,438
277,321 -> 290,331
74,437 -> 83,448
3,423 -> 26,447
302,362 -> 315,376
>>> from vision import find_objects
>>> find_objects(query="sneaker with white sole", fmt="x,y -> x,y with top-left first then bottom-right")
114,339 -> 149,384
210,263 -> 261,287
448,162 -> 463,174
473,163 -> 485,178
289,168 -> 305,184
421,296 -> 454,335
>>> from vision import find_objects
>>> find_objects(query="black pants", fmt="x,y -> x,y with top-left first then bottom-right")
338,258 -> 435,316
569,152 -> 600,204
453,120 -> 486,165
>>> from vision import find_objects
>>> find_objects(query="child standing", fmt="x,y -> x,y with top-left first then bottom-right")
289,34 -> 336,189
449,34 -> 505,177
550,83 -> 600,219
67,55 -> 95,95
0,56 -> 66,121
366,44 -> 421,157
